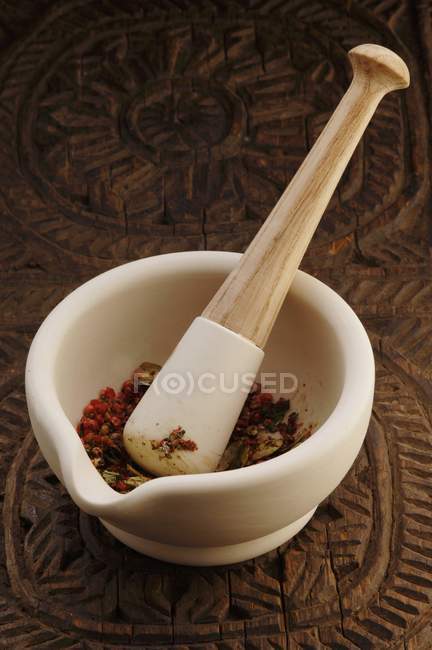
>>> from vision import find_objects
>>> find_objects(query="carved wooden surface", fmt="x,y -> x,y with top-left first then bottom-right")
0,0 -> 431,647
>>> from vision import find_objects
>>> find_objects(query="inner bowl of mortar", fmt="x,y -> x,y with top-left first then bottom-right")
25,251 -> 374,566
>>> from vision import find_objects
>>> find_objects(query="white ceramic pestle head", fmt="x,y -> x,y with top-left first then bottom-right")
123,317 -> 263,476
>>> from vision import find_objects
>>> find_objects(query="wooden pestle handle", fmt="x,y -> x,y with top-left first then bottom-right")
202,44 -> 409,348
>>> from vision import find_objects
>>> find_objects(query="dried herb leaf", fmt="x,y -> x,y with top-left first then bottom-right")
134,361 -> 161,386
102,470 -> 120,486
217,440 -> 243,471
124,475 -> 151,487
251,432 -> 283,461
238,443 -> 250,467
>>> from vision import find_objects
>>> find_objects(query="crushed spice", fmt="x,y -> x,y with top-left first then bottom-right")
78,363 -> 312,493
151,426 -> 198,457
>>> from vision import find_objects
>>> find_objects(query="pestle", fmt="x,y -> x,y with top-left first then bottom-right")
124,44 -> 409,477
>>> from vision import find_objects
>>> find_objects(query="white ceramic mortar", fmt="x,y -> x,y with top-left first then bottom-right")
25,251 -> 375,566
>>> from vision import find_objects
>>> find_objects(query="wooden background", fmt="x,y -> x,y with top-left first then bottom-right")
0,0 -> 431,647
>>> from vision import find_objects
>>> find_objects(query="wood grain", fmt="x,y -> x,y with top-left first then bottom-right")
0,0 -> 430,647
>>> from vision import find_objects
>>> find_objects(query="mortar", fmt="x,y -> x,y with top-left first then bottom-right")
25,251 -> 374,566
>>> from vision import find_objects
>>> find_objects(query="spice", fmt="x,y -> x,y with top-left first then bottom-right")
216,385 -> 301,470
134,361 -> 162,387
151,426 -> 198,457
77,373 -> 153,493
78,364 -> 311,493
